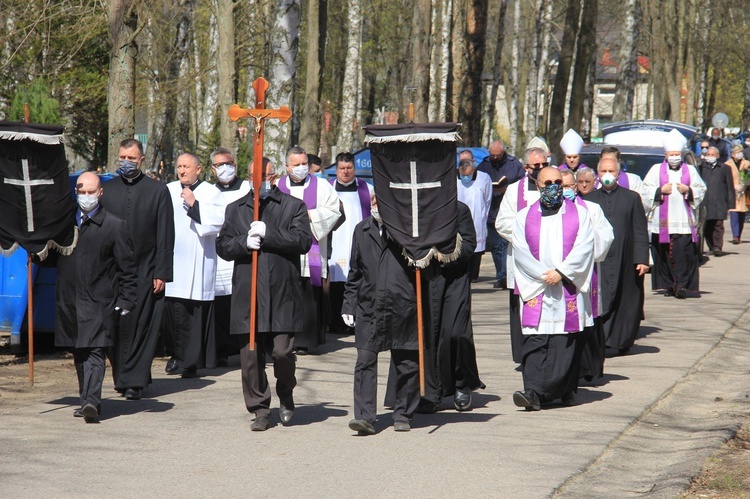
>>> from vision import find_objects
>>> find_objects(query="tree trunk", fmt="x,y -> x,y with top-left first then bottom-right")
107,0 -> 139,171
548,0 -> 581,159
409,0 -> 431,122
523,0 -> 544,141
535,0 -> 553,138
449,0 -> 467,123
567,0 -> 597,133
336,0 -> 362,150
743,57 -> 750,132
215,0 -> 237,153
196,10 -> 219,154
582,51 -> 596,138
298,0 -> 326,153
458,0 -> 487,145
482,0 -> 507,145
438,0 -> 452,122
612,0 -> 640,122
508,0 -> 521,152
265,0 -> 301,165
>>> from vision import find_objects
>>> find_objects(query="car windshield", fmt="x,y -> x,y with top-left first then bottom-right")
580,152 -> 667,180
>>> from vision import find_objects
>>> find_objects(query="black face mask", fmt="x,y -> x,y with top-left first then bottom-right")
490,152 -> 507,166
529,168 -> 541,181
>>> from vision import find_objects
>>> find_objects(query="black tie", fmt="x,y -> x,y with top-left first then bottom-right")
81,214 -> 89,227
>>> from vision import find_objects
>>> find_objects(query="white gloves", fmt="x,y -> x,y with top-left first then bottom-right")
247,233 -> 262,250
249,221 -> 266,239
342,314 -> 355,327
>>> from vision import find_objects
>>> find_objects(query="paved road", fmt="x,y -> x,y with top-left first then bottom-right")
2,241 -> 749,498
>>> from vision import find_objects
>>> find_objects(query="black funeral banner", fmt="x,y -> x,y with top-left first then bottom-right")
364,122 -> 460,267
0,121 -> 77,260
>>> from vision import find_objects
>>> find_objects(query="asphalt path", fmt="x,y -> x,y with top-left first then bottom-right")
1,240 -> 749,498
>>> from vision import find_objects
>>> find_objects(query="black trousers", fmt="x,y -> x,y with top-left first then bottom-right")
74,347 -> 106,409
354,349 -> 419,424
703,219 -> 725,251
469,252 -> 483,281
213,295 -> 239,359
650,233 -> 700,291
328,282 -> 353,334
239,333 -> 296,418
166,298 -> 216,372
521,331 -> 586,402
509,290 -> 523,364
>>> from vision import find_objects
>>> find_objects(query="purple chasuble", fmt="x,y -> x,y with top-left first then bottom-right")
658,162 -> 697,244
278,175 -> 323,286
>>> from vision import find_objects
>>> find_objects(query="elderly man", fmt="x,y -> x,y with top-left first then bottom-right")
101,139 -> 174,401
211,148 -> 251,366
328,152 -> 373,334
216,158 -> 312,431
457,158 -> 492,282
698,146 -> 734,256
575,167 -> 597,196
511,166 -> 596,410
55,172 -> 137,422
165,152 -> 226,376
597,146 -> 643,193
276,146 -> 341,353
641,130 -> 706,299
558,129 -> 588,173
477,140 -> 525,289
585,157 -> 650,355
496,147 -> 546,363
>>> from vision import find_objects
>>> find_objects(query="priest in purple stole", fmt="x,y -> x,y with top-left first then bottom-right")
276,146 -> 341,353
511,167 -> 596,411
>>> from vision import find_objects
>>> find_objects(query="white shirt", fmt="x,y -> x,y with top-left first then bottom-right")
457,170 -> 492,252
165,181 -> 225,301
214,179 -> 251,296
328,179 -> 374,282
640,163 -> 706,234
496,176 -> 541,288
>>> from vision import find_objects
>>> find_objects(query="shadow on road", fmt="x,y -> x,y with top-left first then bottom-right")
42,395 -> 175,421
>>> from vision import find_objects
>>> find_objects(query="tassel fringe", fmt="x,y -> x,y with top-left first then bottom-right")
0,227 -> 78,261
365,132 -> 460,144
0,131 -> 64,145
402,232 -> 463,268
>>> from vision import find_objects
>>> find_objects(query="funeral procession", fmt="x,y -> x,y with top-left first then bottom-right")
3,1 -> 750,497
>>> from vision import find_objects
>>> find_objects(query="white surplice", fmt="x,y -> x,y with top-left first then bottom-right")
328,179 -> 374,282
640,163 -> 706,234
457,170 -> 492,252
214,180 -> 251,296
281,175 -> 341,279
512,201 -> 595,335
165,180 -> 226,301
496,176 -> 541,288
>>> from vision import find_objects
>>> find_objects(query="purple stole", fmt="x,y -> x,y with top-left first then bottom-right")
330,178 -> 371,219
658,162 -> 698,244
278,175 -> 323,286
521,200 -> 581,332
516,176 -> 529,212
575,197 -> 599,318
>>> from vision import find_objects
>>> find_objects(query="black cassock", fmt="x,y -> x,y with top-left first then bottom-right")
698,161 -> 735,220
585,186 -> 650,350
100,173 -> 175,391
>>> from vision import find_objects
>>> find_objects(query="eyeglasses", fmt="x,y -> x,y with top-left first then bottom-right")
540,179 -> 563,187
213,162 -> 235,168
525,162 -> 549,169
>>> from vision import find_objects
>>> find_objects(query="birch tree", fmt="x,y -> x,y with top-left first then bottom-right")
409,0 -> 431,123
215,0 -> 237,152
336,0 -> 362,151
508,0 -> 521,152
567,0 -> 597,132
612,0 -> 641,122
482,0 -> 507,145
298,0 -> 326,153
523,0 -> 545,142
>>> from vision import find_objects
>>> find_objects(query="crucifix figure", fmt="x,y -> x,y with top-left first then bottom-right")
3,158 -> 54,232
389,160 -> 441,237
227,77 -> 292,350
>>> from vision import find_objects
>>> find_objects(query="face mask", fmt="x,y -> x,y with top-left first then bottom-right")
734,153 -> 744,161
460,175 -> 473,183
706,156 -> 717,164
700,147 -> 708,154
712,135 -> 720,140
562,187 -> 576,201
254,180 -> 272,199
291,165 -> 309,180
370,207 -> 381,222
117,159 -> 140,178
600,172 -> 617,188
667,155 -> 682,167
312,171 -> 327,179
529,168 -> 541,181
539,183 -> 563,209
77,193 -> 99,212
215,164 -> 236,183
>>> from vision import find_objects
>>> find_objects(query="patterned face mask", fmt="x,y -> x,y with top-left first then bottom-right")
539,183 -> 563,209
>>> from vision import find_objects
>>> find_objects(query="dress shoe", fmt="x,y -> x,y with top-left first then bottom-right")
73,407 -> 83,418
181,369 -> 198,378
216,357 -> 229,367
493,278 -> 507,289
82,403 -> 99,423
348,419 -> 376,435
513,389 -> 541,411
732,237 -> 740,244
617,347 -> 630,356
664,287 -> 675,297
453,389 -> 472,411
279,399 -> 295,424
393,421 -> 411,432
165,358 -> 180,375
675,287 -> 687,299
713,248 -> 722,257
250,416 -> 270,431
124,387 -> 142,400
416,399 -> 440,414
561,392 -> 576,407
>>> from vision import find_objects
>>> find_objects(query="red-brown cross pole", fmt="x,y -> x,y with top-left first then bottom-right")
227,78 -> 291,350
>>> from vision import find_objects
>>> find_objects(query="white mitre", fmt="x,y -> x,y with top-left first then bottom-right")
526,136 -> 549,154
560,129 -> 584,155
662,128 -> 687,152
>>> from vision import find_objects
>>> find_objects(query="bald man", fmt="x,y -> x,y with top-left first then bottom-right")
53,172 -> 137,422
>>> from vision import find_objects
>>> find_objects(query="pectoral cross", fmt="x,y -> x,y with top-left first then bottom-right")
389,161 -> 441,237
3,159 -> 54,232
227,77 -> 292,350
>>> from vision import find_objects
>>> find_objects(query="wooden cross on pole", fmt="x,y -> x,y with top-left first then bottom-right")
227,77 -> 292,350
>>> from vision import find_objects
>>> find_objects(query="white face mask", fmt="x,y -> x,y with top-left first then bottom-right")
706,156 -> 718,164
77,194 -> 99,212
215,164 -> 236,183
600,172 -> 617,188
734,153 -> 744,161
253,180 -> 273,199
667,155 -> 682,167
291,164 -> 309,180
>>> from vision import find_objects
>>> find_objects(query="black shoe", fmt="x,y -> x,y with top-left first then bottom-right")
394,421 -> 411,432
513,390 -> 541,411
713,248 -> 722,257
294,347 -> 309,356
124,387 -> 142,400
493,278 -> 507,289
617,347 -> 630,356
453,389 -> 472,411
675,287 -> 687,299
561,392 -> 576,407
216,357 -> 229,367
82,403 -> 99,423
251,416 -> 270,431
349,419 -> 376,435
280,398 -> 295,424
416,399 -> 440,414
115,388 -> 126,395
73,407 -> 83,418
181,369 -> 198,378
664,287 -> 675,297
165,358 -> 180,375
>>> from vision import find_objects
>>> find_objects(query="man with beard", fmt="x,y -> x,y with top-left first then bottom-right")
101,139 -> 174,401
477,140 -> 524,289
584,157 -> 650,355
511,167 -> 596,411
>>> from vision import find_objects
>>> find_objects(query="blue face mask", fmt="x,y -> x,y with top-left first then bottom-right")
540,184 -> 564,209
117,159 -> 140,178
312,171 -> 327,179
460,175 -> 473,183
562,187 -> 576,201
